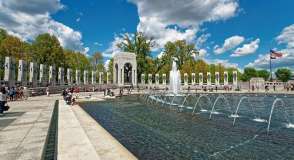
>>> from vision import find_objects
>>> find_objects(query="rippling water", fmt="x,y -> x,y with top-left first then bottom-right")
81,95 -> 294,160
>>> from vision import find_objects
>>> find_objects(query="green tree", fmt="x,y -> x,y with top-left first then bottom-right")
117,32 -> 154,81
32,33 -> 64,67
0,28 -> 7,43
241,67 -> 257,81
275,68 -> 292,82
0,35 -> 25,60
161,40 -> 198,70
257,70 -> 270,80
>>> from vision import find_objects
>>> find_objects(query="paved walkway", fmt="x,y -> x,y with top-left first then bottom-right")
0,95 -> 60,160
58,99 -> 137,160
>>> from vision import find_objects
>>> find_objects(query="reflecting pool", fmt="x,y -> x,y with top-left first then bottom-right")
81,94 -> 294,160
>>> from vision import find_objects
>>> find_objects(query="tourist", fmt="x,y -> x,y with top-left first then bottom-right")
46,86 -> 50,96
0,87 -> 7,116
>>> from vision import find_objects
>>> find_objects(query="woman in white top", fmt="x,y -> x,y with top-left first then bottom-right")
0,87 -> 7,116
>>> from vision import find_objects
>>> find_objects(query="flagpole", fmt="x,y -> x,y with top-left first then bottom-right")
270,53 -> 272,82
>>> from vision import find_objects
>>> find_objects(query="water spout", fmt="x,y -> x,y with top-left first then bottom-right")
169,59 -> 181,94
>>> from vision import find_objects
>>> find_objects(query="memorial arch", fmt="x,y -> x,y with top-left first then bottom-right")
113,52 -> 137,86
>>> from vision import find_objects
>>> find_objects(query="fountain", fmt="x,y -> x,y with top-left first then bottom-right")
169,59 -> 181,94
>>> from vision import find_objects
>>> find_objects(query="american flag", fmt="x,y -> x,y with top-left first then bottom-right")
270,49 -> 283,59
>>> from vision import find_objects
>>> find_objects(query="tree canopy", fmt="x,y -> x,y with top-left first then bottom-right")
275,68 -> 292,82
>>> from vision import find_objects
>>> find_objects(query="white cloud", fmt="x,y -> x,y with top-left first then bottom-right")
276,24 -> 294,49
129,0 -> 239,50
231,38 -> 260,57
103,34 -> 126,58
214,35 -> 245,54
198,49 -> 207,57
0,0 -> 88,54
246,24 -> 294,70
196,33 -> 211,48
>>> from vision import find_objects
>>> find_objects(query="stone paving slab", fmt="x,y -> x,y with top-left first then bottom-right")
58,100 -> 101,160
0,95 -> 60,160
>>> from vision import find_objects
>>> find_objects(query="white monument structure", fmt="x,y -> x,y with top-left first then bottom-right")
84,70 -> 88,85
141,74 -> 145,85
58,67 -> 64,85
99,72 -> 103,85
76,70 -> 81,85
148,74 -> 152,85
162,74 -> 166,85
91,71 -> 96,84
67,68 -> 72,85
155,74 -> 159,85
49,65 -> 56,86
113,52 -> 137,86
191,73 -> 196,85
107,72 -> 111,84
18,60 -> 27,85
215,72 -> 220,86
39,64 -> 47,85
233,71 -> 238,88
4,57 -> 16,87
224,71 -> 228,85
199,73 -> 203,86
29,62 -> 37,87
184,73 -> 188,86
207,72 -> 211,86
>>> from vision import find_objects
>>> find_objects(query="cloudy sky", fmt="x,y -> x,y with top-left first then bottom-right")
0,0 -> 294,70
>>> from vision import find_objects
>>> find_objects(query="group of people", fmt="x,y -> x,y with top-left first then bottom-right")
62,87 -> 79,105
0,85 -> 30,116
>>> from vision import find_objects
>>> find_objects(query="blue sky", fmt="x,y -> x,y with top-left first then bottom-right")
1,0 -> 294,71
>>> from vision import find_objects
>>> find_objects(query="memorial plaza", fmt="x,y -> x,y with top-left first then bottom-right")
1,0 -> 294,160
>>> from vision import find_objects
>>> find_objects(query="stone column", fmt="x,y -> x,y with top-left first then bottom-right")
148,74 -> 152,85
191,73 -> 196,85
155,74 -> 159,85
184,73 -> 188,86
224,71 -> 228,85
49,65 -> 56,86
84,70 -> 88,85
207,72 -> 211,86
107,72 -> 111,84
99,72 -> 103,84
39,64 -> 47,85
29,62 -> 37,87
132,70 -> 136,85
4,57 -> 16,87
199,73 -> 203,86
233,71 -> 238,88
58,67 -> 64,85
141,74 -> 145,85
76,70 -> 80,85
17,60 -> 27,86
92,71 -> 96,84
162,74 -> 166,85
215,72 -> 220,86
121,67 -> 124,85
67,68 -> 72,85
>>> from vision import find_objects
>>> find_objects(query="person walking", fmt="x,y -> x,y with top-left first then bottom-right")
46,86 -> 50,96
0,87 -> 7,116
